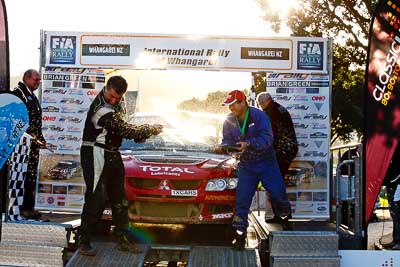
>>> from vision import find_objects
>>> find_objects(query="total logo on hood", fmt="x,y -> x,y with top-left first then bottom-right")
139,165 -> 195,176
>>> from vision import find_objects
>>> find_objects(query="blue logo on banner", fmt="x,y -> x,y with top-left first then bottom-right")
297,41 -> 324,70
50,36 -> 76,64
0,93 -> 29,169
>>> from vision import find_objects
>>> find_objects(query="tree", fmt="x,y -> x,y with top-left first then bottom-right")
257,0 -> 378,143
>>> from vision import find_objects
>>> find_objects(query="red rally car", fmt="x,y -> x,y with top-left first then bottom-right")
121,112 -> 238,224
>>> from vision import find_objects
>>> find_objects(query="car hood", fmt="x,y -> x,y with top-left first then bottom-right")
122,150 -> 236,179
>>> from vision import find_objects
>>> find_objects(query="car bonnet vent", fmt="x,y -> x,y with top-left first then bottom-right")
135,156 -> 203,164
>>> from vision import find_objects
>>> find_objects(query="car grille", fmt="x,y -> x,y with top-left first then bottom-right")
129,178 -> 160,189
128,201 -> 201,218
129,178 -> 202,190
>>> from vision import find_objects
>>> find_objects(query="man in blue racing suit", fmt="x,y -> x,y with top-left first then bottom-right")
219,90 -> 292,250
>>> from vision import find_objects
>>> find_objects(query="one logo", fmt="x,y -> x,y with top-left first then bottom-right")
42,116 -> 56,121
317,206 -> 327,211
311,95 -> 325,101
297,41 -> 324,70
87,90 -> 98,96
50,36 -> 76,64
159,180 -> 170,190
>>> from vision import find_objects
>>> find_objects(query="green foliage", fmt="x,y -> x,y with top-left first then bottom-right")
257,0 -> 379,143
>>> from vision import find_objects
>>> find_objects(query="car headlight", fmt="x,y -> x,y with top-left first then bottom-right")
226,178 -> 238,189
205,178 -> 237,191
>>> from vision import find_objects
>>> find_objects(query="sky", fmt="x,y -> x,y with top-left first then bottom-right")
3,0 -> 294,111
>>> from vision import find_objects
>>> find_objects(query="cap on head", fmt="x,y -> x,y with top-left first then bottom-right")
223,90 -> 246,106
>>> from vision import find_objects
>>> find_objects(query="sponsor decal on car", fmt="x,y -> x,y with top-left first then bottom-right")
211,212 -> 233,219
140,165 -> 194,176
171,190 -> 198,197
204,195 -> 235,201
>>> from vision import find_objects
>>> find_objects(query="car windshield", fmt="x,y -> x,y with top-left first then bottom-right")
56,162 -> 73,168
121,111 -> 224,152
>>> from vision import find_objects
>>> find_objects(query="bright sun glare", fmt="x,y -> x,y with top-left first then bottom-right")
268,0 -> 300,16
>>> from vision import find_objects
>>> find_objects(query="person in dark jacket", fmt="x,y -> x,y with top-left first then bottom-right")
78,76 -> 163,256
257,92 -> 298,223
12,69 -> 46,219
218,90 -> 291,250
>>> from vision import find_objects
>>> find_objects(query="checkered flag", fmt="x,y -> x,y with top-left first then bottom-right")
7,133 -> 31,221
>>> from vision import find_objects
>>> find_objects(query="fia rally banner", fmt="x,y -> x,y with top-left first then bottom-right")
44,31 -> 328,73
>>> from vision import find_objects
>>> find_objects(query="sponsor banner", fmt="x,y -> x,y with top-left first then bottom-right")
36,67 -> 104,212
45,31 -> 328,73
266,73 -> 330,219
40,67 -> 104,155
365,0 -> 400,223
339,250 -> 400,267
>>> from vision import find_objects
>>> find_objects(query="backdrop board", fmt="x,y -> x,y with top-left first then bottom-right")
36,67 -> 104,212
266,73 -> 331,219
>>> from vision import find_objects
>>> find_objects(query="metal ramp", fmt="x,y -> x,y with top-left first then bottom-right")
269,231 -> 340,267
0,221 -> 68,266
66,242 -> 148,267
66,243 -> 261,266
188,246 -> 260,267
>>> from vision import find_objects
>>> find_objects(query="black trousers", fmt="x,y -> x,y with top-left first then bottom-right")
21,145 -> 39,211
79,146 -> 129,244
387,182 -> 400,243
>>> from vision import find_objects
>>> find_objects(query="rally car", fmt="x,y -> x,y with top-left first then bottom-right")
284,167 -> 312,187
47,160 -> 81,180
121,112 -> 237,224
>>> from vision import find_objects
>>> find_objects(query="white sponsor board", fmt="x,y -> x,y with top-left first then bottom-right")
266,73 -> 330,219
36,67 -> 104,212
45,31 -> 328,73
339,250 -> 400,266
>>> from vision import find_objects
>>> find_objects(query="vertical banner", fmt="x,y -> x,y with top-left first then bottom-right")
0,0 -> 9,91
266,73 -> 331,219
365,0 -> 400,223
36,67 -> 104,212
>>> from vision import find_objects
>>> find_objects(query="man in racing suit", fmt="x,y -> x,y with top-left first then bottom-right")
78,76 -> 162,256
219,90 -> 291,250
